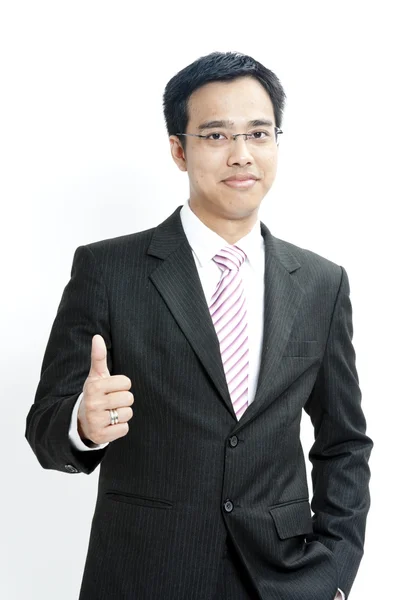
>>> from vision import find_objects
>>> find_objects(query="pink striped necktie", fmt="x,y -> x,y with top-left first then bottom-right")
209,245 -> 249,420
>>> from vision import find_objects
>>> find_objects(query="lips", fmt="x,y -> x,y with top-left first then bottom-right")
223,174 -> 258,182
223,177 -> 258,189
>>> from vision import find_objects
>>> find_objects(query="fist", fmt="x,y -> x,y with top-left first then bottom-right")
78,334 -> 134,445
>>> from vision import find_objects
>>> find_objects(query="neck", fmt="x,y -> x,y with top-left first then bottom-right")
188,199 -> 258,245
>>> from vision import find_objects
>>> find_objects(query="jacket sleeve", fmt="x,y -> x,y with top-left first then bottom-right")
25,245 -> 111,475
304,266 -> 373,597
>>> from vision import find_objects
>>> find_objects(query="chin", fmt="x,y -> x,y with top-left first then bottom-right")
222,200 -> 261,219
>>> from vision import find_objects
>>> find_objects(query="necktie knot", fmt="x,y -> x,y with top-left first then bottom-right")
213,245 -> 246,272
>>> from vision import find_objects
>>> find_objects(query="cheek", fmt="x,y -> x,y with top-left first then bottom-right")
260,154 -> 278,181
190,162 -> 219,188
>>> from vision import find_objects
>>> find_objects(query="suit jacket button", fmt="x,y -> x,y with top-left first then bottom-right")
65,464 -> 78,473
223,500 -> 234,513
229,436 -> 238,448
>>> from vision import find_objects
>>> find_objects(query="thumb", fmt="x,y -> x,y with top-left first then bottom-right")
88,334 -> 110,379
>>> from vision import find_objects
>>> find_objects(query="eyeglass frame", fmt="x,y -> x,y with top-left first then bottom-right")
174,127 -> 283,145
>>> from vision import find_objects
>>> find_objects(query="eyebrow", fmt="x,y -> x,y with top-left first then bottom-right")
197,119 -> 274,131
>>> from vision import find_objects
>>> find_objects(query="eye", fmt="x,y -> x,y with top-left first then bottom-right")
249,131 -> 270,139
205,132 -> 227,141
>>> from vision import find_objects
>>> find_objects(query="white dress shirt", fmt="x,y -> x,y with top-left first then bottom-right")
67,199 -> 344,599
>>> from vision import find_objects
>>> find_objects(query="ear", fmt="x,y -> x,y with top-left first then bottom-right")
169,136 -> 187,172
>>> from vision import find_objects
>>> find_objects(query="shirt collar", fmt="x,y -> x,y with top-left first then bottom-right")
180,199 -> 264,269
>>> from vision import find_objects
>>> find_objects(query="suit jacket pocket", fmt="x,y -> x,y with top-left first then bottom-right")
282,340 -> 320,358
269,499 -> 314,539
105,490 -> 173,509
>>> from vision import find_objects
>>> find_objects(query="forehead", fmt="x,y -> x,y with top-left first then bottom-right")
187,76 -> 275,126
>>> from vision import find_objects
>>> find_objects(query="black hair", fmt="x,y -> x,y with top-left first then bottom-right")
162,51 -> 286,150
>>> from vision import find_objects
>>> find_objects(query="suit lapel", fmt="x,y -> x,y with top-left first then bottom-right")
148,207 -> 235,418
147,207 -> 304,425
232,226 -> 304,430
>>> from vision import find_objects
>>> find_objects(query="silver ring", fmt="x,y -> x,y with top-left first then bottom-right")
109,408 -> 119,425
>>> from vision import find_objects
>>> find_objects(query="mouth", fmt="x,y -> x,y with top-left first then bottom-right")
222,178 -> 258,189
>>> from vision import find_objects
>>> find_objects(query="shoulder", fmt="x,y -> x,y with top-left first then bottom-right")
277,234 -> 340,268
72,227 -> 157,273
70,227 -> 158,282
85,226 -> 156,256
271,233 -> 344,291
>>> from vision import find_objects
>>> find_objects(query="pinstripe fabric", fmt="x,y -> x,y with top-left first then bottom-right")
210,246 -> 249,420
25,206 -> 372,600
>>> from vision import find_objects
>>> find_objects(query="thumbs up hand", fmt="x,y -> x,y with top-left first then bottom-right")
88,332 -> 111,379
78,334 -> 134,445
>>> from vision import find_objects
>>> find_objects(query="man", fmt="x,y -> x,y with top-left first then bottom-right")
25,52 -> 372,599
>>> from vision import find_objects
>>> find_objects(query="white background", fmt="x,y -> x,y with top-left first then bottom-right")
1,1 -> 398,598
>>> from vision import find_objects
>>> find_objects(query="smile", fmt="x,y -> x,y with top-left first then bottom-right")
223,179 -> 258,189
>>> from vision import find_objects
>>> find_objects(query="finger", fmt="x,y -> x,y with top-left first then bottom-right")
88,334 -> 110,379
104,390 -> 134,408
105,422 -> 130,442
103,406 -> 133,427
91,422 -> 130,445
85,375 -> 132,398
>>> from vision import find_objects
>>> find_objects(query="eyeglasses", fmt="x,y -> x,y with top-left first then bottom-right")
175,127 -> 283,148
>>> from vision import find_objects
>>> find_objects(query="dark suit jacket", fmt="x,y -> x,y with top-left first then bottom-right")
25,206 -> 372,599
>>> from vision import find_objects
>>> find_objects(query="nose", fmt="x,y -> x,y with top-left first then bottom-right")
227,135 -> 254,167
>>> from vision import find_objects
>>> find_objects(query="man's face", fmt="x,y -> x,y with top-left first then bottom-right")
170,76 -> 279,222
